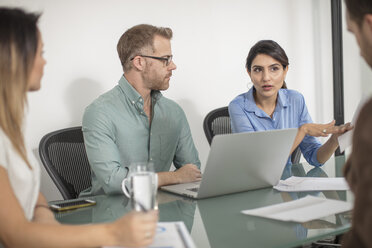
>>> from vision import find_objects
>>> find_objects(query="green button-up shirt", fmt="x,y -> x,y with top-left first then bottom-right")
81,76 -> 200,196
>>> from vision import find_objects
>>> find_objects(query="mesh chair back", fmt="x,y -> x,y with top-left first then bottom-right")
291,146 -> 301,164
203,106 -> 231,145
39,126 -> 91,199
203,106 -> 301,164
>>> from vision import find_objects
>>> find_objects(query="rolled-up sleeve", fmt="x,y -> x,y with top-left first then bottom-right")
82,107 -> 129,195
173,109 -> 200,169
297,95 -> 322,167
300,135 -> 322,166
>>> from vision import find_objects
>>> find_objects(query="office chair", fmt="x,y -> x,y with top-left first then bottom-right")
203,106 -> 231,145
39,126 -> 92,199
203,106 -> 301,164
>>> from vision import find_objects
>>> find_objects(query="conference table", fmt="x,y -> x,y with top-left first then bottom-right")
55,155 -> 352,248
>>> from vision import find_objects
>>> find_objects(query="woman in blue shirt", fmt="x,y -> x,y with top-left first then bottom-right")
229,40 -> 352,166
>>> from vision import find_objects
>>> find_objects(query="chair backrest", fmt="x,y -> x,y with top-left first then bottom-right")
203,106 -> 301,164
291,146 -> 301,164
39,126 -> 91,199
203,106 -> 231,145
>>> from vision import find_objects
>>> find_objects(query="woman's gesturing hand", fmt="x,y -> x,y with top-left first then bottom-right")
300,120 -> 353,138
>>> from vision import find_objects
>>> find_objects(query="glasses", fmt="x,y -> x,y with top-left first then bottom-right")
131,55 -> 173,66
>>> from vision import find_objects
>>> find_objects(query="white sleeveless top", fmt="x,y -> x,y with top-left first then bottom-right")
0,129 -> 40,220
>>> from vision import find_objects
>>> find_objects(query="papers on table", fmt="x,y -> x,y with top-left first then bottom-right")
242,195 -> 352,223
338,96 -> 370,152
338,131 -> 353,153
105,221 -> 195,248
273,176 -> 349,192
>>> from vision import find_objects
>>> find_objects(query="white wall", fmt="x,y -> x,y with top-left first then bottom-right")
1,0 -> 369,202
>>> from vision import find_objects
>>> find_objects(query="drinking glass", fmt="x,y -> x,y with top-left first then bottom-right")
121,162 -> 158,211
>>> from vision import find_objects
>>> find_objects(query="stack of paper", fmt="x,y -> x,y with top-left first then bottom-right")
242,195 -> 352,222
338,96 -> 370,152
105,221 -> 195,248
273,176 -> 350,192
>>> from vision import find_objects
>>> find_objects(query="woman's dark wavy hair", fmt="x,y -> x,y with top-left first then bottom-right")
245,40 -> 289,89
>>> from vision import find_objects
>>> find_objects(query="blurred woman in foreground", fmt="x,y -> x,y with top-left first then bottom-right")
0,7 -> 157,248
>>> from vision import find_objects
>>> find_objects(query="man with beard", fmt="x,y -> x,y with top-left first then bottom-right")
342,0 -> 372,246
81,24 -> 201,196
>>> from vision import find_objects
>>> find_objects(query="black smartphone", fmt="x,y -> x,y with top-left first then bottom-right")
49,199 -> 96,212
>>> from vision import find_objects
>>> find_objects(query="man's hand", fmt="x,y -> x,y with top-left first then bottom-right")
174,164 -> 202,184
157,164 -> 202,187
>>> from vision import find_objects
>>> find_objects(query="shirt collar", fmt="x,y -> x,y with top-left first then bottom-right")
118,75 -> 162,104
244,87 -> 288,116
277,88 -> 288,108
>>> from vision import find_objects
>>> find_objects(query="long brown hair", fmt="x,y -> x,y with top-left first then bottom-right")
0,8 -> 40,166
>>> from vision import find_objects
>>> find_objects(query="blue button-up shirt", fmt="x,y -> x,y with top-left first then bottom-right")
228,87 -> 322,167
81,76 -> 200,196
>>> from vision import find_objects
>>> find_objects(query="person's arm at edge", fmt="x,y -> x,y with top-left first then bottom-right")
0,167 -> 158,248
32,193 -> 59,224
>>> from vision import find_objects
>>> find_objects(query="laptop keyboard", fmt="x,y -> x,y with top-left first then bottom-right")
187,187 -> 199,192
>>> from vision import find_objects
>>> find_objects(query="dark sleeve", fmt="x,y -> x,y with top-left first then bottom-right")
342,99 -> 372,247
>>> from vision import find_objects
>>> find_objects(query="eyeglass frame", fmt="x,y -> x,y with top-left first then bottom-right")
130,55 -> 173,66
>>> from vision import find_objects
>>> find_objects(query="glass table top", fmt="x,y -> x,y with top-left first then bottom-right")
55,155 -> 352,248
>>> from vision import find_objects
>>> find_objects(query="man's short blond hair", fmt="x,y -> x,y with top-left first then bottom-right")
117,24 -> 173,72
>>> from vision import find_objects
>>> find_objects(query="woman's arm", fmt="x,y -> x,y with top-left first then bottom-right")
311,121 -> 352,163
289,122 -> 331,155
32,193 -> 59,224
316,134 -> 341,164
0,167 -> 158,248
290,121 -> 352,163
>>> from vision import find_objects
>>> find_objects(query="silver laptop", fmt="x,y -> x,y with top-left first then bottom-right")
160,128 -> 297,199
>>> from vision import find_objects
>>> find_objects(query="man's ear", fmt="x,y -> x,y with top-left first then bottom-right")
131,56 -> 145,71
365,14 -> 372,34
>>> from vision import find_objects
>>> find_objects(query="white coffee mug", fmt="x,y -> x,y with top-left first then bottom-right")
121,162 -> 158,211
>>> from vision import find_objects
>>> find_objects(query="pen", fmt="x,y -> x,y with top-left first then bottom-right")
176,222 -> 189,248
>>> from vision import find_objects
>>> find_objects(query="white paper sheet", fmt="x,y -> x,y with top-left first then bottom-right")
104,221 -> 195,248
242,195 -> 352,223
273,176 -> 349,192
338,96 -> 370,152
338,130 -> 353,153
